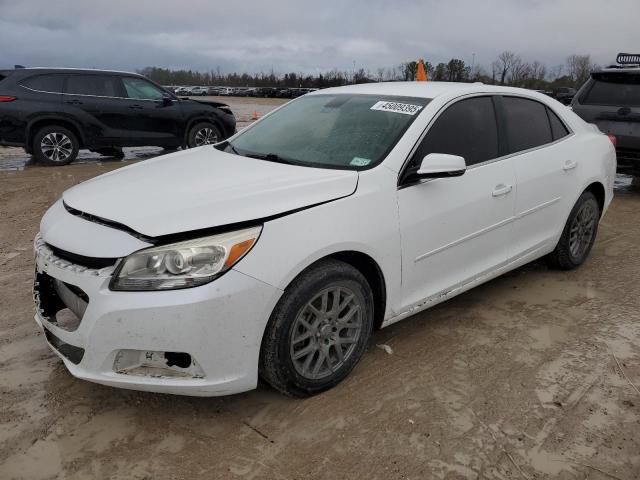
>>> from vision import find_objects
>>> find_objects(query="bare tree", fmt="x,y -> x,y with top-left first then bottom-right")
490,60 -> 501,84
496,51 -> 519,85
566,54 -> 593,87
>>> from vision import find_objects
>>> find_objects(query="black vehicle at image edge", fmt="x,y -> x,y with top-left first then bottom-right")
0,68 -> 236,165
572,53 -> 640,176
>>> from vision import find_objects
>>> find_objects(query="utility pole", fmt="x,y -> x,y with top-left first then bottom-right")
471,53 -> 476,80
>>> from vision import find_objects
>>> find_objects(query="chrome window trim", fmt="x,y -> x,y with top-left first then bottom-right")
397,92 -> 575,187
19,74 -> 170,102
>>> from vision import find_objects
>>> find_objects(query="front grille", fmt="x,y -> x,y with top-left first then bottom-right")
617,148 -> 640,161
34,271 -> 88,332
47,244 -> 117,269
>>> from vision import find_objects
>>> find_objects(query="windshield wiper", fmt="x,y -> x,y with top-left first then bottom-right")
245,152 -> 299,165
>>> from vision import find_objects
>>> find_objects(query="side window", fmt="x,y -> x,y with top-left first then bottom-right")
66,75 -> 120,97
413,96 -> 499,167
502,97 -> 552,153
547,107 -> 570,141
21,74 -> 65,93
121,77 -> 165,100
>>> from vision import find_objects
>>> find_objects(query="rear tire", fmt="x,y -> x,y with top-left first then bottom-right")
32,126 -> 79,166
547,191 -> 600,270
260,259 -> 374,398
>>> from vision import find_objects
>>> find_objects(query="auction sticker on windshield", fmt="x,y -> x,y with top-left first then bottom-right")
370,101 -> 423,115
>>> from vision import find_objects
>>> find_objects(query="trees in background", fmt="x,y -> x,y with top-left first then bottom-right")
141,52 -> 599,91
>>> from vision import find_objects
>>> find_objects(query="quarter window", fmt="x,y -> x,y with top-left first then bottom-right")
21,74 -> 65,93
412,96 -> 499,167
502,97 -> 552,153
122,77 -> 165,100
66,75 -> 120,97
547,107 -> 569,141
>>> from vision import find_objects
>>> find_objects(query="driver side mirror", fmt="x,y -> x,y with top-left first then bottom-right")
161,92 -> 174,105
417,153 -> 466,178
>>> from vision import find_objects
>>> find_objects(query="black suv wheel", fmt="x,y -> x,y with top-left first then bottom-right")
187,122 -> 221,148
32,126 -> 79,166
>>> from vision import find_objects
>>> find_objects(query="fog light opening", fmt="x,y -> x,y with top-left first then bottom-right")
164,352 -> 192,369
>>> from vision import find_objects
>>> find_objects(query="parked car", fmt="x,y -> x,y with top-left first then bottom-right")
254,87 -> 278,98
218,87 -> 235,96
174,86 -> 193,96
33,82 -> 614,397
207,86 -> 222,96
275,88 -> 292,98
189,86 -> 209,96
553,87 -> 576,105
572,52 -> 640,176
0,68 -> 236,165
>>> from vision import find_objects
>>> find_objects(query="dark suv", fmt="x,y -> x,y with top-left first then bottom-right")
0,68 -> 236,165
572,53 -> 640,176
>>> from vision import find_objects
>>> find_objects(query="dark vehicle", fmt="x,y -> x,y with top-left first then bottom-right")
0,68 -> 236,165
572,53 -> 640,176
253,87 -> 278,98
552,87 -> 576,105
275,88 -> 292,98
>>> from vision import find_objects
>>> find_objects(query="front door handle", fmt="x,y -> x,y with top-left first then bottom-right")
492,184 -> 513,197
129,104 -> 143,110
65,99 -> 83,105
563,159 -> 578,171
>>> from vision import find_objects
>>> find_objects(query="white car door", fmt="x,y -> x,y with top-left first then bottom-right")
397,96 -> 516,310
500,96 -> 573,257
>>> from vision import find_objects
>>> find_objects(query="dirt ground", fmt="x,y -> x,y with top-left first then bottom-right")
1,99 -> 639,479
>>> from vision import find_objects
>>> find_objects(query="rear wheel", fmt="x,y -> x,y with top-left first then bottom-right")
260,260 -> 374,397
547,191 -> 600,269
187,122 -> 221,148
32,126 -> 79,166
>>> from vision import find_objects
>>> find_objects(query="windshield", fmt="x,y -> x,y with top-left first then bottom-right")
224,94 -> 430,169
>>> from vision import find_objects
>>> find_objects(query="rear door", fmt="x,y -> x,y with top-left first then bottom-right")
63,74 -> 132,146
500,96 -> 573,258
397,95 -> 516,309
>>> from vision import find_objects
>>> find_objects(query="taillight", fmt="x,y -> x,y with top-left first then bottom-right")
607,134 -> 617,148
0,96 -> 16,102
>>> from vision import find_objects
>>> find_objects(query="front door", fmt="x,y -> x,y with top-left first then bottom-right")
397,95 -> 516,310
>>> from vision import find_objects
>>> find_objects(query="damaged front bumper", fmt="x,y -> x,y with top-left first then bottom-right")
33,234 -> 282,396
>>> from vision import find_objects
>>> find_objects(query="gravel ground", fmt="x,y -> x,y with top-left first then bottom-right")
0,99 -> 639,479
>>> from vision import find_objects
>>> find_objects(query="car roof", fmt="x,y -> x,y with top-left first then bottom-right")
307,81 -> 550,100
4,67 -> 143,77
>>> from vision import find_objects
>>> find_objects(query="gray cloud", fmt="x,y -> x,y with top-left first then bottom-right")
1,0 -> 637,74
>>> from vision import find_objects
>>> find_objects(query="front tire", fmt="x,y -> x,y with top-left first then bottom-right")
32,126 -> 79,166
547,191 -> 600,270
260,259 -> 374,398
187,122 -> 221,148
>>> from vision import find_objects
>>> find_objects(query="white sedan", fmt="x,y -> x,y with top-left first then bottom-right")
34,82 -> 616,397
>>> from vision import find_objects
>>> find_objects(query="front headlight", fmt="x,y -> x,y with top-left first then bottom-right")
110,226 -> 261,291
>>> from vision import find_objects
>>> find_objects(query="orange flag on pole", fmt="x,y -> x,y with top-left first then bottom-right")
416,59 -> 427,81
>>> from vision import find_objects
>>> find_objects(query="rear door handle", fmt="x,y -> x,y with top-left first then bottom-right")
563,159 -> 578,171
492,184 -> 513,197
129,104 -> 143,110
65,99 -> 83,105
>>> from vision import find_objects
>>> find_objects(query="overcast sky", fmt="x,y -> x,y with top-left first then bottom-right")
1,0 -> 637,76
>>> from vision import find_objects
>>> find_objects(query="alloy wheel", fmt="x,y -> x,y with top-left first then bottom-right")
289,286 -> 363,380
194,127 -> 218,146
40,132 -> 73,163
568,201 -> 597,258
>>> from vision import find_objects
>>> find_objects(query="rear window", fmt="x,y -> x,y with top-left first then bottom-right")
581,75 -> 640,107
21,74 -> 65,93
65,75 -> 120,97
502,96 -> 553,153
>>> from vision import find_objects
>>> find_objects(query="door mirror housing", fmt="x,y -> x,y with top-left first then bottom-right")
161,92 -> 174,105
417,153 -> 466,178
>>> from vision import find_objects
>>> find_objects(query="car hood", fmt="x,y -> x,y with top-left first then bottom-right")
62,147 -> 358,238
